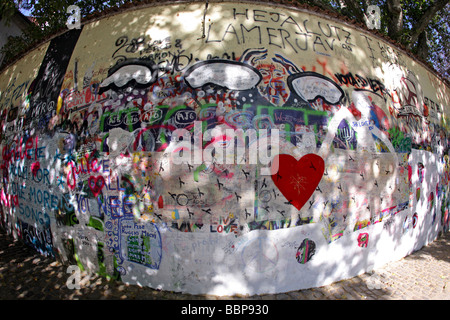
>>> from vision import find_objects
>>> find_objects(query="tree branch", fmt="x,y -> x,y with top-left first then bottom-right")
415,30 -> 429,60
406,0 -> 449,49
297,0 -> 337,13
341,0 -> 367,24
387,0 -> 403,41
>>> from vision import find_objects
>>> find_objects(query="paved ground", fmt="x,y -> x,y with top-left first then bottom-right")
0,230 -> 448,300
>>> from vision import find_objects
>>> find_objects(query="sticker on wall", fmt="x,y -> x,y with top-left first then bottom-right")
334,119 -> 357,150
118,218 -> 162,270
271,153 -> 325,211
296,238 -> 316,264
19,219 -> 54,257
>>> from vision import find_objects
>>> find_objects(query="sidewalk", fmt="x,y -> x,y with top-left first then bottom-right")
0,229 -> 448,300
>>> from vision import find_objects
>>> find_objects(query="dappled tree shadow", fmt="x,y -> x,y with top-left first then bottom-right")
0,0 -> 449,297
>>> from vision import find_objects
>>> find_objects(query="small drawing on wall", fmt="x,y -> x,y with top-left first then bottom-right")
296,238 -> 316,264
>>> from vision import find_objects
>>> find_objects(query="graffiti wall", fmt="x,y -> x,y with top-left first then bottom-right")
0,1 -> 449,295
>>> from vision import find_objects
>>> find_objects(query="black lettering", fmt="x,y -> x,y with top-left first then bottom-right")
355,74 -> 368,87
369,78 -> 384,95
342,29 -> 354,46
360,34 -> 373,50
318,22 -> 332,37
205,24 -> 221,43
330,25 -> 341,41
253,10 -> 268,22
269,12 -> 285,23
222,24 -> 240,44
279,28 -> 297,53
280,15 -> 303,33
324,38 -> 335,50
360,34 -> 376,65
267,27 -> 282,48
241,24 -> 262,44
347,73 -> 358,86
233,8 -> 248,20
313,36 -> 327,51
303,19 -> 320,36
295,32 -> 311,51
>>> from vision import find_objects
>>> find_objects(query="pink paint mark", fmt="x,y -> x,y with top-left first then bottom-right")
31,161 -> 40,177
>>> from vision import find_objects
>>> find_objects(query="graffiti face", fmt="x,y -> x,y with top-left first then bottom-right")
256,62 -> 290,106
63,134 -> 76,153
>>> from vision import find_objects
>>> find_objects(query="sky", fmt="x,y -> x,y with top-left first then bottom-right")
19,7 -> 32,17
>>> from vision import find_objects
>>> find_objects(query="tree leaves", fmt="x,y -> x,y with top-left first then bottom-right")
0,0 -> 448,80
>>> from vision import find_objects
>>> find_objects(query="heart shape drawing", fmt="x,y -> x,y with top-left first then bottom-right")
88,175 -> 105,197
271,153 -> 325,211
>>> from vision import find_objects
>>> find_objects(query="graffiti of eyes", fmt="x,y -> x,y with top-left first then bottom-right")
259,69 -> 286,81
259,69 -> 270,79
271,70 -> 286,79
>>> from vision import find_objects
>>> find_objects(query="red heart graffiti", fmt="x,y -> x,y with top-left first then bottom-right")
88,175 -> 105,197
271,154 -> 324,211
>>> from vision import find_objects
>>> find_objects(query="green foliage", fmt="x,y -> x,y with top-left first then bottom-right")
296,0 -> 449,79
424,4 -> 450,79
17,0 -> 142,35
0,1 -> 45,65
0,0 -> 18,22
0,0 -> 141,67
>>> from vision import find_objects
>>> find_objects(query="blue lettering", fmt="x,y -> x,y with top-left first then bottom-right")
51,195 -> 58,210
28,186 -> 35,202
103,159 -> 110,173
43,168 -> 50,185
36,189 -> 42,204
43,190 -> 50,209
37,146 -> 45,159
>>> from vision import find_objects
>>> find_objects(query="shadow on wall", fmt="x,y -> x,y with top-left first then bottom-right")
0,2 -> 449,295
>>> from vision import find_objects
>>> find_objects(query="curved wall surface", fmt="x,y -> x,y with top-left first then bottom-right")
0,0 -> 449,295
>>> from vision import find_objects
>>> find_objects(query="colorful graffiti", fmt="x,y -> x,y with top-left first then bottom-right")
0,2 -> 448,296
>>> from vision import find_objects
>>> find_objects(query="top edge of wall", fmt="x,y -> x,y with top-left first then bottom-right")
1,0 -> 449,87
